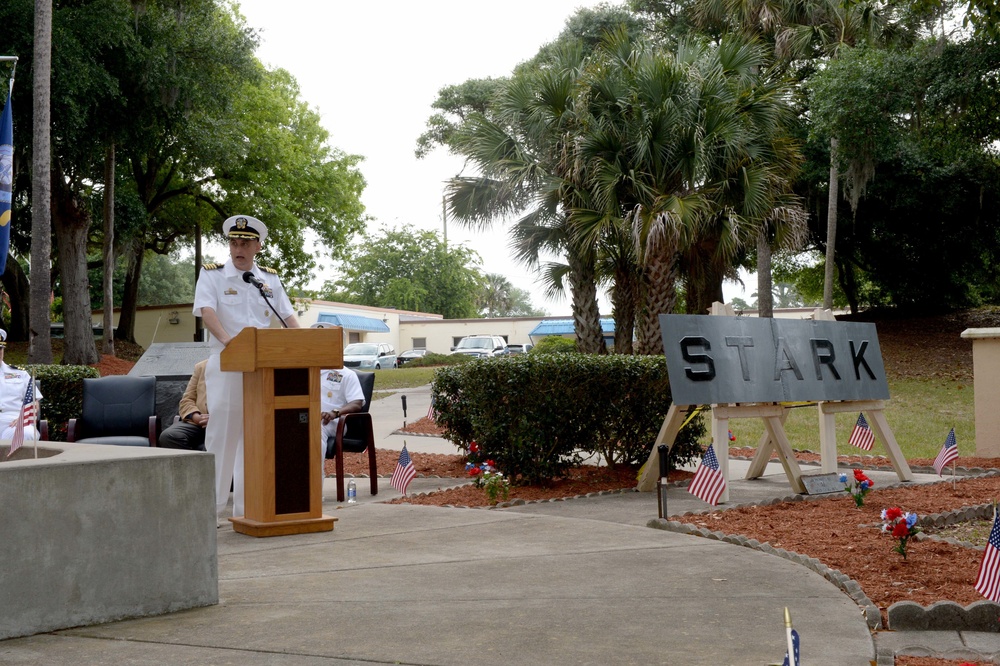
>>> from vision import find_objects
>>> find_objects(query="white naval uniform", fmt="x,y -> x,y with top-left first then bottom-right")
0,361 -> 42,441
192,260 -> 295,518
319,368 -> 366,455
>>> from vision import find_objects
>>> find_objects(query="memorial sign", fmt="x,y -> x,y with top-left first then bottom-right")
660,314 -> 889,406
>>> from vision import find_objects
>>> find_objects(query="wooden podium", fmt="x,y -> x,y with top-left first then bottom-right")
221,326 -> 344,537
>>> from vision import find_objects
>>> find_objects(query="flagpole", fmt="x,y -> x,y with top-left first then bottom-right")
0,56 -> 16,97
31,373 -> 38,459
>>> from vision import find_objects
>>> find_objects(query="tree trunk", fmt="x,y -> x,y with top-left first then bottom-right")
757,231 -> 774,318
683,236 -> 726,315
566,242 -> 604,355
102,143 -> 115,356
51,166 -> 98,365
610,265 -> 635,355
29,0 -> 53,364
635,220 -> 680,356
2,255 -> 31,340
116,240 -> 143,343
823,137 -> 839,310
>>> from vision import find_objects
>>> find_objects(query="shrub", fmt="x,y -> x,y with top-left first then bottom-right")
530,336 -> 578,354
431,354 -> 703,486
24,364 -> 101,441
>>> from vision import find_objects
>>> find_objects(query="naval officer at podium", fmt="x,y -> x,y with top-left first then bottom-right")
193,215 -> 300,523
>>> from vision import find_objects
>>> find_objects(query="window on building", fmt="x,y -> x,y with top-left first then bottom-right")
452,337 -> 464,348
349,332 -> 361,344
412,337 -> 426,349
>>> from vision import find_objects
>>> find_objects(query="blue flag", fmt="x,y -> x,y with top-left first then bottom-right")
0,92 -> 12,274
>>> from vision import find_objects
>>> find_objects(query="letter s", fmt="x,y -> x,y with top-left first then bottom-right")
680,336 -> 716,381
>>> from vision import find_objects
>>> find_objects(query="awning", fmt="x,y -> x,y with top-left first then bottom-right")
316,313 -> 390,333
529,318 -> 616,337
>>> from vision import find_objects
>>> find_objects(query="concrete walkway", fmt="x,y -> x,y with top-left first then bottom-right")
2,386 -> 999,664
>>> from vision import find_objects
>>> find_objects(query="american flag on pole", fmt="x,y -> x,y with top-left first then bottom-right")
426,396 -> 436,423
933,428 -> 959,476
848,412 -> 875,451
7,378 -> 36,458
975,509 -> 1000,602
390,443 -> 417,495
688,444 -> 726,506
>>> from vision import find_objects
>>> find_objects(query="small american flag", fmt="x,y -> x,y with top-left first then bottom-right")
426,396 -> 436,423
848,413 -> 875,451
7,380 -> 37,458
975,510 -> 1000,602
933,428 -> 958,476
390,443 -> 417,495
688,444 -> 726,506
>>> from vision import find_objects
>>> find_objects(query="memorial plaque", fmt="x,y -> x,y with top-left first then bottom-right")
660,314 -> 890,406
800,472 -> 845,495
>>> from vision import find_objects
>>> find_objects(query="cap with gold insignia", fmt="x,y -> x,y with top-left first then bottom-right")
223,215 -> 267,243
0,329 -> 7,348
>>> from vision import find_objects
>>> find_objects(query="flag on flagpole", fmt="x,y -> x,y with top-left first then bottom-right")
7,378 -> 35,458
975,510 -> 1000,602
390,443 -> 417,495
0,89 -> 13,273
781,629 -> 800,666
688,444 -> 726,506
426,396 -> 436,423
933,428 -> 959,476
848,412 -> 875,451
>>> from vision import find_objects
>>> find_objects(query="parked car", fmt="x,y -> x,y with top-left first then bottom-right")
505,343 -> 533,355
451,334 -> 508,359
397,349 -> 428,367
342,342 -> 397,369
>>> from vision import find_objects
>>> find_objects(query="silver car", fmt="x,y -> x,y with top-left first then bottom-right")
342,342 -> 397,369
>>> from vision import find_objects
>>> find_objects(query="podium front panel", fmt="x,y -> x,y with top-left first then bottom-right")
273,408 -> 311,515
275,368 -> 309,396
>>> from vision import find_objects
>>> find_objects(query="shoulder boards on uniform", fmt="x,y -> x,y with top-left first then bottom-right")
202,263 -> 221,270
259,266 -> 278,274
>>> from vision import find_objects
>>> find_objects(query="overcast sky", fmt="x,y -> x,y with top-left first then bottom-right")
233,0 -> 630,315
234,1 -> 746,314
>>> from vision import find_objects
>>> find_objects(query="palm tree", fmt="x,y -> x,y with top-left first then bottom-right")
576,31 -> 804,351
696,0 -> 894,310
446,42 -> 607,354
478,273 -> 514,318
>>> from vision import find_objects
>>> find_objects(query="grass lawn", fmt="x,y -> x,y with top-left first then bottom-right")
722,377 -> 974,460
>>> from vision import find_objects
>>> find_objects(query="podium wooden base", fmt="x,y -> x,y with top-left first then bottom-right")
230,515 -> 337,538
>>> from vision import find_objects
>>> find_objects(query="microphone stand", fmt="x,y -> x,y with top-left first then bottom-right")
257,285 -> 288,328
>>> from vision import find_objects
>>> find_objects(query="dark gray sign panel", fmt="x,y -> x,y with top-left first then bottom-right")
660,314 -> 889,405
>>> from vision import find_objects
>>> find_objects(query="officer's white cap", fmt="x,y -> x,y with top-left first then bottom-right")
223,215 -> 267,243
0,329 -> 7,347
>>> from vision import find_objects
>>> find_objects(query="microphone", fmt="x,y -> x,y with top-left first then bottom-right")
242,271 -> 265,289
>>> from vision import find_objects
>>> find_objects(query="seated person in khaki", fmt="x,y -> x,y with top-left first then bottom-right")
158,360 -> 209,451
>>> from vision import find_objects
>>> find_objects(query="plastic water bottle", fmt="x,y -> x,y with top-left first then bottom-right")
347,479 -> 357,504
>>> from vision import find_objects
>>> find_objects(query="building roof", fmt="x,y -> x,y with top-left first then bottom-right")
316,313 -> 390,333
529,318 -> 616,337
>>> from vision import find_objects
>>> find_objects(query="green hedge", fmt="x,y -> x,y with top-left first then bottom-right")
24,364 -> 101,441
431,354 -> 704,486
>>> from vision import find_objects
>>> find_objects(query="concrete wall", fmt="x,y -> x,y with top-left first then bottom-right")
0,442 -> 218,640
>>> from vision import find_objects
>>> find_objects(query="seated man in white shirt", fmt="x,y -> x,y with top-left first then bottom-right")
319,368 -> 366,457
0,329 -> 42,441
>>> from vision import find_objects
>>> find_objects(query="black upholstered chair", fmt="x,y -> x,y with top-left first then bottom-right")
67,376 -> 159,447
325,370 -> 377,502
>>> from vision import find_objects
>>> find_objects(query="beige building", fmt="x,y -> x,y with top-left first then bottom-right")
93,301 -> 550,354
93,302 -> 832,354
